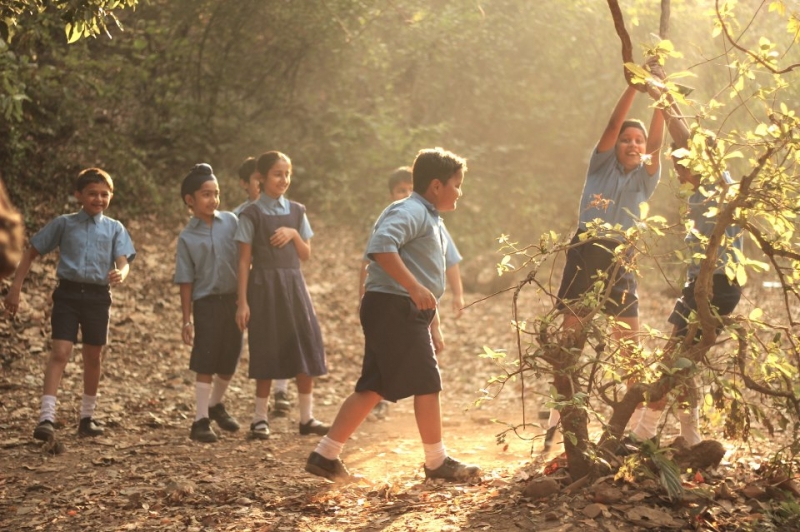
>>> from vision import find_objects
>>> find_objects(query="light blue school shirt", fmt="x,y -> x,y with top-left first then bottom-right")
30,209 -> 136,285
232,199 -> 253,216
442,224 -> 461,268
234,193 -> 313,244
364,192 -> 447,300
685,171 -> 744,280
578,146 -> 661,234
174,211 -> 239,300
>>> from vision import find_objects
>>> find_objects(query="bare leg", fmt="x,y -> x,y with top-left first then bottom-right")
81,344 -> 103,396
414,393 -> 442,444
42,340 -> 74,396
327,391 -> 383,443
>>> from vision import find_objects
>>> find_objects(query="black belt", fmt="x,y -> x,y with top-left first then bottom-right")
58,279 -> 110,293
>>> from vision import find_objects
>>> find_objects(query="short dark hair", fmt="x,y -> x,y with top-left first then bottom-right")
388,166 -> 412,193
619,119 -> 647,140
238,157 -> 257,182
412,148 -> 466,194
256,151 -> 291,176
75,167 -> 113,192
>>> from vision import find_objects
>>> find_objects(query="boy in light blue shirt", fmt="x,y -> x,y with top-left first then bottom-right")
306,148 -> 480,482
175,163 -> 243,443
4,168 -> 135,442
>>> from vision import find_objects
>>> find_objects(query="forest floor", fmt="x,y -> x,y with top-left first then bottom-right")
0,216 -> 797,531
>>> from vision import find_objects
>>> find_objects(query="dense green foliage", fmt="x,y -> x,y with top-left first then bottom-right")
3,0 -> 795,257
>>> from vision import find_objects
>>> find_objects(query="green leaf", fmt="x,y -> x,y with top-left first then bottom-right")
749,307 -> 763,320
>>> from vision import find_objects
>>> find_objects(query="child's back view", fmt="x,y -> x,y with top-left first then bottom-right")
4,168 -> 136,441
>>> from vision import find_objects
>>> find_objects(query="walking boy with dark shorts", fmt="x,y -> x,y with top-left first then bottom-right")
305,148 -> 481,482
4,168 -> 135,441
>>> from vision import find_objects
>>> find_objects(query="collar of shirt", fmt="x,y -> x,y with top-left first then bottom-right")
77,209 -> 104,224
258,193 -> 286,210
188,211 -> 222,228
410,191 -> 439,217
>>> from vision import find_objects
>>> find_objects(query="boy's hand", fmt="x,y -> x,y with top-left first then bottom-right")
108,268 -> 124,285
408,283 -> 437,311
3,290 -> 20,317
452,295 -> 464,319
270,227 -> 298,248
236,303 -> 250,332
182,323 -> 194,346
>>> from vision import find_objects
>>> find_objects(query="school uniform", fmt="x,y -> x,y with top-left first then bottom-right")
30,209 -> 136,345
442,224 -> 462,269
235,194 -> 326,380
358,192 -> 447,402
669,172 -> 744,336
233,200 -> 253,216
174,211 -> 242,375
556,146 -> 662,318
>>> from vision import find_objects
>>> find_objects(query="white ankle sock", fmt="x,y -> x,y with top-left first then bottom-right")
80,394 -> 97,419
253,396 -> 269,424
273,379 -> 288,393
39,395 -> 57,423
632,407 -> 662,439
195,382 -> 212,421
209,376 -> 230,407
423,441 -> 447,470
679,408 -> 701,446
299,393 -> 313,424
548,409 -> 560,429
314,435 -> 344,460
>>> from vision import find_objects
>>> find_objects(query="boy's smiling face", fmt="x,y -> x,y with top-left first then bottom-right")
432,169 -> 464,212
75,182 -> 113,217
186,180 -> 220,222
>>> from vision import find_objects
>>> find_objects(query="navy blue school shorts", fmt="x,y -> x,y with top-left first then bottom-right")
355,291 -> 441,402
556,231 -> 639,318
668,274 -> 741,338
51,280 -> 112,346
190,293 -> 243,376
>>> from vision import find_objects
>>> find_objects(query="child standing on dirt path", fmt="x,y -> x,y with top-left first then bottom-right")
358,166 -> 466,420
4,167 -> 136,442
235,151 -> 329,441
175,163 -> 243,443
233,156 -> 292,416
306,148 -> 481,482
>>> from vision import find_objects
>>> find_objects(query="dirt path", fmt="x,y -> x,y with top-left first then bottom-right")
0,217 -> 562,531
1,216 -> 782,531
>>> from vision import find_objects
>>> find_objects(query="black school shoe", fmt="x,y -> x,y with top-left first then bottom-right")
424,456 -> 481,481
190,418 -> 218,443
78,417 -> 105,437
249,420 -> 270,440
305,451 -> 350,482
272,391 -> 291,416
33,420 -> 55,441
299,419 -> 330,436
208,403 -> 240,432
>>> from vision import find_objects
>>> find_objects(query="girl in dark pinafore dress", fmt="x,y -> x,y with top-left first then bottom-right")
234,151 -> 329,440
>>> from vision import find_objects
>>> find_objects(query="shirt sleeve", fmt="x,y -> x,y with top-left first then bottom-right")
113,222 -> 137,263
366,205 -> 417,259
173,235 -> 195,284
234,214 -> 255,244
586,145 -> 616,177
29,216 -> 67,256
299,213 -> 313,241
442,224 -> 462,268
